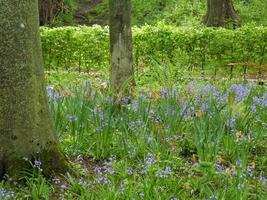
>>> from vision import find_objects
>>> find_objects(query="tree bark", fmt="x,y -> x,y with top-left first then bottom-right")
39,0 -> 64,26
0,0 -> 69,179
205,0 -> 240,27
109,0 -> 135,97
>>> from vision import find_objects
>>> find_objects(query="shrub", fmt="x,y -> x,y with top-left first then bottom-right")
40,24 -> 267,72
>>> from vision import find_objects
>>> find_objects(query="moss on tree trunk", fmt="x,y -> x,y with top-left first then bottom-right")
109,0 -> 135,98
205,0 -> 240,27
0,0 -> 69,179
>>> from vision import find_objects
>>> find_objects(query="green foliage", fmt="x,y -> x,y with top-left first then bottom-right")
54,0 -> 267,27
236,0 -> 267,26
23,175 -> 51,200
40,24 -> 267,73
43,77 -> 267,199
40,25 -> 109,71
193,97 -> 225,164
52,0 -> 78,26
132,0 -> 267,26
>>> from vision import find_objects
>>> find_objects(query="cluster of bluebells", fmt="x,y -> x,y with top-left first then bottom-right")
155,165 -> 172,178
259,171 -> 266,185
128,147 -> 138,158
52,177 -> 69,195
95,176 -> 111,185
78,177 -> 91,187
160,88 -> 179,99
66,114 -> 78,122
47,85 -> 62,100
227,117 -> 236,132
128,120 -> 147,133
33,160 -> 43,172
127,166 -> 134,175
148,109 -> 161,124
47,86 -> 73,100
206,194 -> 219,200
0,188 -> 14,199
144,135 -> 154,143
44,80 -> 267,198
140,153 -> 156,174
251,92 -> 267,114
103,157 -> 116,175
186,82 -> 227,117
230,84 -> 251,103
93,110 -> 112,132
93,157 -> 117,185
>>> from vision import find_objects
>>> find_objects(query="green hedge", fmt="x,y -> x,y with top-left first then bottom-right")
40,24 -> 267,71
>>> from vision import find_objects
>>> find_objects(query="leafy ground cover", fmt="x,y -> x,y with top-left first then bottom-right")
1,70 -> 266,199
40,24 -> 267,73
55,0 -> 267,27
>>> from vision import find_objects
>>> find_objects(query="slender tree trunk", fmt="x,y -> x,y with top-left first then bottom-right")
205,0 -> 240,27
0,0 -> 69,179
109,0 -> 135,98
39,0 -> 64,25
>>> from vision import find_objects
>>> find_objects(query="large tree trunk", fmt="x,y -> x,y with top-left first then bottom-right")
205,0 -> 241,27
109,0 -> 135,98
0,0 -> 69,179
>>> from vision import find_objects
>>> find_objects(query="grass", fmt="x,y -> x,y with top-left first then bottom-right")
1,67 -> 266,199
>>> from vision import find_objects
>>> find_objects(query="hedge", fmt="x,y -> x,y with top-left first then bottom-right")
40,24 -> 267,71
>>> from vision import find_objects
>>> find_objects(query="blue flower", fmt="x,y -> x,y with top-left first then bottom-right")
66,114 -> 78,122
230,84 -> 250,103
46,85 -> 62,100
33,160 -> 43,172
155,165 -> 172,178
237,183 -> 244,190
259,171 -> 266,185
235,159 -> 242,167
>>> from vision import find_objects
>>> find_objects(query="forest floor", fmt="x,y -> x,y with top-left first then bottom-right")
74,0 -> 108,25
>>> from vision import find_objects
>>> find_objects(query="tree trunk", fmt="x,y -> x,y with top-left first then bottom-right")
109,0 -> 135,98
39,0 -> 64,26
0,0 -> 69,179
205,0 -> 240,27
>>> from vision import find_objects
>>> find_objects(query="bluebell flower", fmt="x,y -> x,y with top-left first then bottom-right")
227,117 -> 236,131
187,81 -> 199,92
160,88 -> 168,98
155,165 -> 171,178
215,163 -> 224,174
259,171 -> 266,185
230,84 -> 250,103
95,177 -> 111,184
251,105 -> 257,113
144,154 -> 155,167
104,159 -> 116,175
46,85 -> 62,100
202,84 -> 215,94
128,148 -> 137,158
237,183 -> 244,190
236,159 -> 242,167
253,96 -> 261,104
262,93 -> 267,106
200,103 -> 208,112
66,114 -> 78,122
60,184 -> 67,191
144,135 -> 154,143
127,166 -> 133,175
94,166 -> 103,175
52,178 -> 60,184
139,192 -> 144,199
208,194 -> 218,200
33,160 -> 43,172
